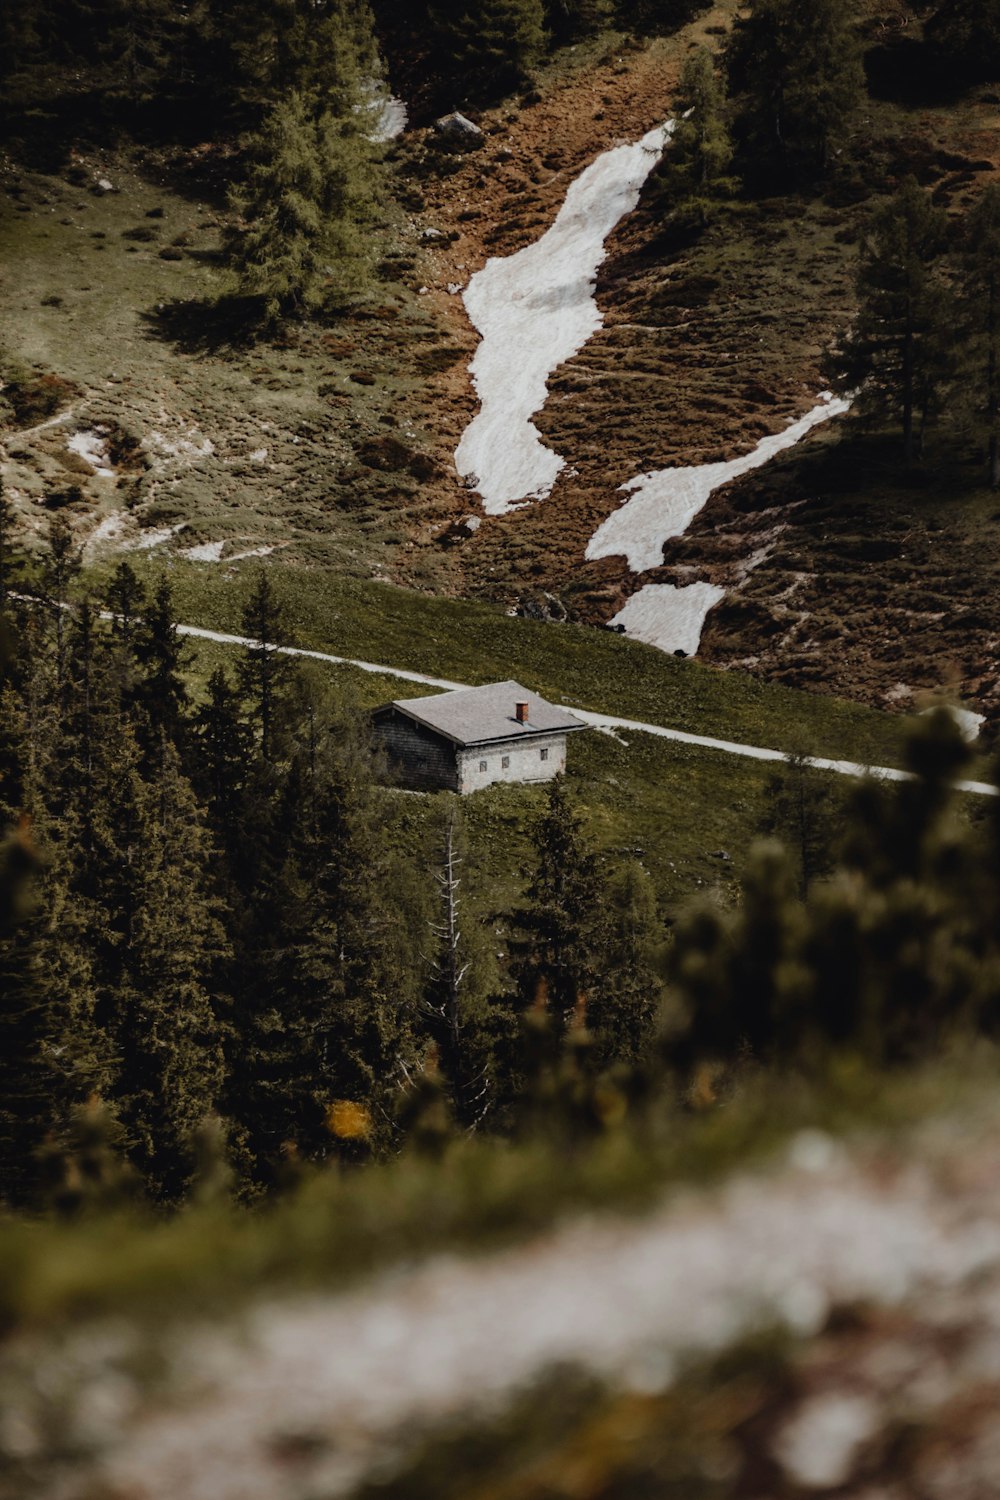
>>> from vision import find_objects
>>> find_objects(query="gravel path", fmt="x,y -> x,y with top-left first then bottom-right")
169,619 -> 999,797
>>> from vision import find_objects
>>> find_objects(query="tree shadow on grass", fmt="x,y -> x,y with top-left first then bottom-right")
139,294 -> 269,355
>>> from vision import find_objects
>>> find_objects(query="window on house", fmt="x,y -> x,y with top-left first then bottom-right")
540,748 -> 549,761
501,755 -> 510,769
479,760 -> 488,772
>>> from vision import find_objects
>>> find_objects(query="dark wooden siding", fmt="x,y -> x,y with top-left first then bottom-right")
371,708 -> 459,792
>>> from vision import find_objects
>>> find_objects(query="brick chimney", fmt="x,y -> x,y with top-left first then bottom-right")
515,700 -> 529,724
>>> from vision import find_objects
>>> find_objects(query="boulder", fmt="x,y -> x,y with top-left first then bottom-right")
433,112 -> 484,150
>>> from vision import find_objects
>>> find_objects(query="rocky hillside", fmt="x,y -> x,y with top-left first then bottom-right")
3,0 -> 1000,723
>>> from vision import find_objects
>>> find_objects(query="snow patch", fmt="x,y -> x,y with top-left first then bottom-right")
83,512 -> 127,557
609,582 -> 726,656
147,429 -> 215,462
587,395 -> 850,573
364,83 -> 408,142
123,523 -> 187,553
456,122 -> 673,514
68,428 -> 115,478
180,541 -> 280,565
182,541 -> 226,563
922,705 -> 986,744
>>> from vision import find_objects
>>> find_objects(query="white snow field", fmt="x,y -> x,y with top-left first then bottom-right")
609,581 -> 727,655
587,393 -> 851,573
587,394 -> 850,659
456,122 -> 673,513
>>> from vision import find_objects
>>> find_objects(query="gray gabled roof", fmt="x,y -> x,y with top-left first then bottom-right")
377,680 -> 587,748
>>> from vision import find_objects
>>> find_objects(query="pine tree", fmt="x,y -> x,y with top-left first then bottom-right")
238,571 -> 294,763
587,861 -> 664,1066
545,0 -> 611,43
726,0 -> 864,179
111,744 -> 228,1199
40,516 -> 81,686
226,82 -> 382,321
925,0 -> 1000,82
192,667 -> 253,823
132,579 -> 190,754
956,187 -> 1000,488
657,47 -> 734,229
228,718 -> 421,1171
828,178 -> 952,467
430,0 -> 546,101
511,777 -> 603,1034
104,560 -> 147,649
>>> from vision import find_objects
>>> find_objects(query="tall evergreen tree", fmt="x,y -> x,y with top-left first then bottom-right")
111,744 -> 228,1199
511,777 -> 603,1034
238,571 -> 293,763
956,186 -> 1000,488
925,0 -> 1000,82
429,0 -> 546,100
726,0 -> 863,179
226,70 -> 383,320
656,47 -> 734,228
587,861 -> 664,1066
829,178 -> 952,467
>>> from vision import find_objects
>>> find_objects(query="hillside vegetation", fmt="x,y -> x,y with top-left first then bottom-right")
5,5 -> 1000,1494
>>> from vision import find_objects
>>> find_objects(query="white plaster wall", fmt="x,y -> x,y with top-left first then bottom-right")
456,733 -> 568,795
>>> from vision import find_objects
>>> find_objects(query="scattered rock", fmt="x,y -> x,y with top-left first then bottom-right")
92,178 -> 116,195
433,113 -> 485,151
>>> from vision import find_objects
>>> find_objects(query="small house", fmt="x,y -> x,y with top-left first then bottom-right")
372,680 -> 587,794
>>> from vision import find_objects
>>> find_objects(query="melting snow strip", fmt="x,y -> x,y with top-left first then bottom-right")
456,122 -> 673,513
587,397 -> 851,660
587,395 -> 850,574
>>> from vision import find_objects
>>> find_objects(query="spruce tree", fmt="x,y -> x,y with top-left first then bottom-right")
726,0 -> 863,179
511,777 -> 603,1034
422,813 -> 494,1127
429,0 -> 546,100
587,861 -> 663,1066
957,186 -> 1000,488
132,578 -> 190,754
226,80 -> 382,321
112,744 -> 228,1199
40,516 -> 81,686
238,571 -> 293,763
657,47 -> 734,229
829,178 -> 952,467
925,0 -> 1000,82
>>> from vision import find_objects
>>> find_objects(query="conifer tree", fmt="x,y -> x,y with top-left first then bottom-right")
829,178 -> 952,467
957,186 -> 1000,488
112,744 -> 228,1199
193,667 -> 253,823
587,861 -> 664,1066
422,813 -> 494,1127
726,0 -> 863,179
226,81 -> 382,321
511,777 -> 603,1034
132,579 -> 190,754
40,516 -> 81,686
105,560 -> 147,649
430,0 -> 546,100
545,0 -> 611,43
925,0 -> 1000,82
239,571 -> 293,762
657,47 -> 734,228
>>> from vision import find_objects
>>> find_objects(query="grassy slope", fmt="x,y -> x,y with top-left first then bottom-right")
104,552 -> 921,915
